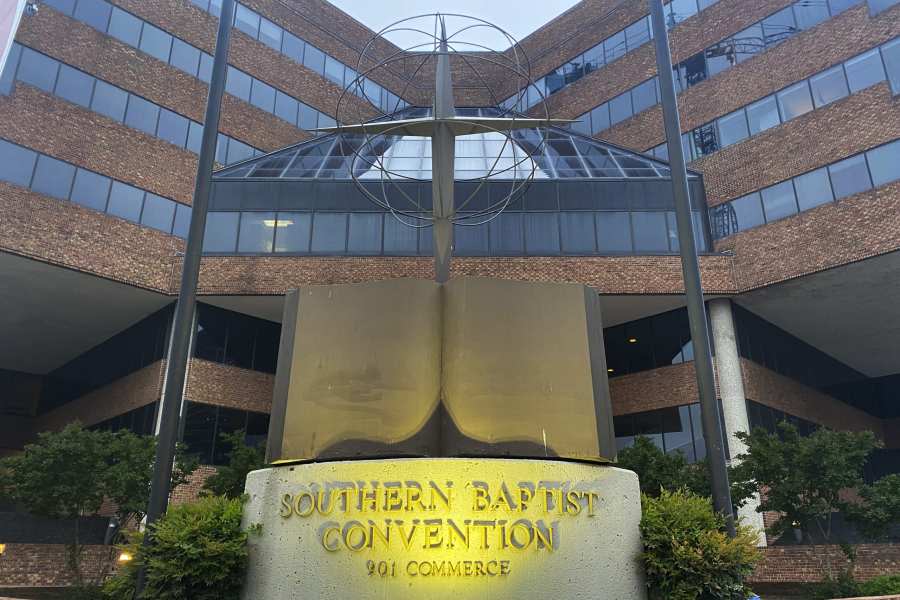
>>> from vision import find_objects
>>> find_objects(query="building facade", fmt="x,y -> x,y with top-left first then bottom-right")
1,0 -> 899,588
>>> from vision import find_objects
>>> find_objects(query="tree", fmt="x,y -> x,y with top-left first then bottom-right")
618,436 -> 710,498
201,430 -> 265,499
844,473 -> 900,541
729,422 -> 880,541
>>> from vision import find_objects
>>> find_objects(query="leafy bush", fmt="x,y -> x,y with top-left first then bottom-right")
640,489 -> 761,600
859,574 -> 900,595
202,430 -> 265,499
845,474 -> 900,541
618,436 -> 710,497
103,496 -> 249,600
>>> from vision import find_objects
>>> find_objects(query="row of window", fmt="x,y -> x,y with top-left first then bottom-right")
3,43 -> 261,165
604,308 -> 694,377
649,37 -> 900,161
202,209 -> 708,256
745,399 -> 819,437
182,401 -> 269,465
503,0 -> 720,111
575,0 -> 875,138
42,0 -> 338,132
709,137 -> 900,238
89,401 -> 159,437
0,138 -> 190,238
195,303 -> 279,374
614,403 -> 710,462
188,0 -> 405,114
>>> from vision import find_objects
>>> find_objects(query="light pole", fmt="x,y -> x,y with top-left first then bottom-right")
648,0 -> 736,536
134,0 -> 236,594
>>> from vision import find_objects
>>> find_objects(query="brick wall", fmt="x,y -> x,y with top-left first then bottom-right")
184,359 -> 274,413
0,543 -> 117,587
749,543 -> 900,584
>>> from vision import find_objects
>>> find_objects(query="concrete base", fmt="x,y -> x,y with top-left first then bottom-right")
241,458 -> 646,599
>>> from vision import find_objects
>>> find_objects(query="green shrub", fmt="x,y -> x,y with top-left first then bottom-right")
103,496 -> 249,600
640,489 -> 761,600
859,574 -> 900,596
201,430 -> 265,499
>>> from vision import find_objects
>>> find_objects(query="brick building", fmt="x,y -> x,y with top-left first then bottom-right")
0,0 -> 899,590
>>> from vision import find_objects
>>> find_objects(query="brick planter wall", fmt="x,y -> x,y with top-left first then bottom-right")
749,544 -> 900,585
0,543 -> 116,587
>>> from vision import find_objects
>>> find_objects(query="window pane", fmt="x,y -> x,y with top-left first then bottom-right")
383,215 -> 418,254
70,168 -> 111,210
705,41 -> 735,77
717,109 -> 749,147
762,6 -> 796,47
273,212 -> 311,252
595,211 -> 631,252
604,30 -> 626,63
844,49 -> 886,93
203,212 -> 239,252
182,402 -> 216,464
570,113 -> 591,136
250,79 -> 276,113
631,212 -> 668,251
828,154 -> 872,199
0,140 -> 36,187
187,122 -> 204,154
794,167 -> 834,210
226,139 -> 254,165
609,92 -> 632,125
455,222 -> 489,255
524,213 -> 560,254
54,64 -> 94,108
560,212 -> 596,253
883,38 -> 900,95
198,52 -> 214,83
91,80 -> 128,121
746,95 -> 780,135
238,212 -> 276,253
311,212 -> 347,253
730,192 -> 765,231
274,91 -> 299,124
298,103 -> 319,130
691,122 -> 719,157
44,0 -> 76,15
31,154 -> 75,200
258,18 -> 282,51
777,81 -> 813,120
108,7 -> 142,47
303,44 -> 326,74
677,52 -> 707,89
625,18 -> 651,50
107,181 -> 144,222
170,38 -> 201,77
157,109 -> 190,147
225,67 -> 252,102
124,95 -> 160,135
324,55 -> 344,85
631,78 -> 657,114
733,24 -> 764,63
140,193 -> 176,233
761,180 -> 798,222
173,203 -> 191,238
139,23 -> 172,62
668,0 -> 699,24
347,213 -> 383,254
810,65 -> 849,108
17,48 -> 59,93
866,140 -> 900,187
234,4 -> 261,39
282,32 -> 305,63
488,212 -> 524,255
794,3 -> 830,29
590,103 -> 611,133
74,0 -> 112,31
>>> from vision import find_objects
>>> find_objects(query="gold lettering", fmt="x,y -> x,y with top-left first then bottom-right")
321,526 -> 340,552
396,521 -> 418,551
384,487 -> 403,511
565,490 -> 582,515
585,491 -> 599,516
518,487 -> 534,512
463,561 -> 473,576
293,492 -> 314,517
360,485 -> 378,512
472,520 -> 494,549
491,483 -> 516,512
472,486 -> 490,511
420,561 -> 432,576
474,561 -> 485,576
342,521 -> 367,552
423,519 -> 443,549
316,490 -> 336,516
368,520 -> 390,549
429,481 -> 452,511
509,520 -> 533,550
446,519 -> 470,549
500,560 -> 510,575
534,520 -> 555,551
406,561 -> 418,576
279,494 -> 292,518
447,561 -> 460,576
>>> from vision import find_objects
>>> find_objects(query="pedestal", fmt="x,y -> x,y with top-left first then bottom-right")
241,458 -> 646,599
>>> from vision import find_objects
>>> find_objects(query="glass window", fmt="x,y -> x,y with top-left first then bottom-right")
249,79 -> 276,113
583,44 -> 604,73
187,122 -> 204,154
829,0 -> 864,14
203,212 -> 239,252
258,18 -> 283,51
138,23 -> 172,63
44,0 -> 76,14
777,80 -> 813,120
794,167 -> 835,210
182,402 -> 217,464
274,91 -> 299,125
140,193 -> 175,233
226,139 -> 255,165
625,18 -> 651,50
74,0 -> 112,31
282,32 -> 305,63
0,43 -> 20,95
311,212 -> 347,253
54,64 -> 94,108
761,180 -> 798,222
730,192 -> 765,231
733,24 -> 764,63
238,211 -> 276,253
794,2 -> 830,29
668,0 -> 699,25
717,109 -> 749,147
270,212 -> 309,252
828,154 -> 872,199
173,203 -> 191,238
70,168 -> 111,211
604,30 -> 626,63
157,109 -> 190,147
455,222 -> 489,255
844,49 -> 886,93
107,181 -> 144,222
170,38 -> 201,77
124,95 -> 160,135
225,67 -> 252,102
609,92 -> 632,125
303,44 -> 326,74
324,55 -> 344,85
298,103 -> 319,130
882,38 -> 900,95
524,213 -> 560,254
108,7 -> 143,47
560,212 -> 596,253
347,213 -> 383,254
705,41 -> 735,77
590,103 -> 611,133
746,95 -> 781,135
866,140 -> 900,187
570,113 -> 592,136
198,52 -> 214,83
631,79 -> 657,114
488,212 -> 524,255
91,80 -> 128,121
869,0 -> 900,13
676,52 -> 707,89
234,4 -> 261,39
383,215 -> 418,254
0,140 -> 36,187
691,122 -> 719,157
17,48 -> 59,93
631,212 -> 668,251
31,154 -> 75,200
762,6 -> 797,46
596,211 -> 632,252
810,65 -> 849,108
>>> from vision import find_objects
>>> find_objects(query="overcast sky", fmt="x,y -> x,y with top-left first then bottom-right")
326,0 -> 580,50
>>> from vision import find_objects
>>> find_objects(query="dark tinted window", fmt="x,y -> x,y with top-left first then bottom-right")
524,213 -> 560,254
107,181 -> 145,222
274,91 -> 299,124
311,212 -> 347,252
631,79 -> 657,114
17,48 -> 59,92
140,193 -> 175,233
560,212 -> 596,253
54,64 -> 94,107
108,7 -> 142,47
70,168 -> 111,211
0,140 -> 37,187
250,79 -> 276,113
609,92 -> 632,125
204,211 -> 240,252
596,211 -> 632,252
383,214 -> 418,254
31,154 -> 75,200
347,213 -> 383,254
91,80 -> 128,121
730,192 -> 765,231
631,211 -> 668,251
488,212 -> 524,255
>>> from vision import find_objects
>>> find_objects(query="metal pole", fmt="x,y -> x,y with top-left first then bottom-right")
649,0 -> 736,537
134,0 -> 236,593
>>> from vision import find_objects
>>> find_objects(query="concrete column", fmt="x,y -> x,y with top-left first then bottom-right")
708,298 -> 766,545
